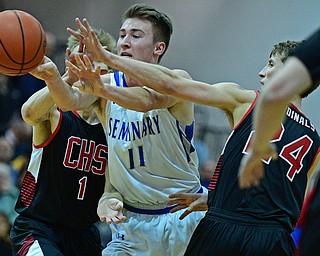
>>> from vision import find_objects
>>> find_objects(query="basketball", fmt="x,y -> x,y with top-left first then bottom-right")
0,10 -> 46,76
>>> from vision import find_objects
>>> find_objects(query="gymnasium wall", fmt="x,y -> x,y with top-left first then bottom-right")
2,0 -> 320,159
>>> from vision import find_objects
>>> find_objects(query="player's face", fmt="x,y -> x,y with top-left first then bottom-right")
117,18 -> 159,64
258,54 -> 284,87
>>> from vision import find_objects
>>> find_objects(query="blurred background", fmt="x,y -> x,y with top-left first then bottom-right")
0,1 -> 319,251
0,0 -> 319,173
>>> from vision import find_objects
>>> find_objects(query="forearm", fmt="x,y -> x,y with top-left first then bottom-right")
101,51 -> 179,94
44,75 -> 80,110
96,83 -> 153,112
100,169 -> 123,203
250,97 -> 288,154
46,75 -> 97,111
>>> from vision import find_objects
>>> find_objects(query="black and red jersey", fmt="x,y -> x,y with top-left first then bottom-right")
15,110 -> 107,228
208,91 -> 320,232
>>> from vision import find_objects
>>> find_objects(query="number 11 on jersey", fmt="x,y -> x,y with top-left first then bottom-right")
128,146 -> 145,169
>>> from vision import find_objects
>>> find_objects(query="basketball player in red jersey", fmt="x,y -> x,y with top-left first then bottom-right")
10,30 -> 116,256
236,28 -> 320,256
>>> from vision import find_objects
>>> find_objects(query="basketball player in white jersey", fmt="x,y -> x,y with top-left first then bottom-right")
33,4 -> 206,256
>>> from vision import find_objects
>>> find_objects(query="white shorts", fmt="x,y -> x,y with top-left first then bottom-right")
102,189 -> 207,256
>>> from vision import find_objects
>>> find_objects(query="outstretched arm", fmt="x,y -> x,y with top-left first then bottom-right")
68,18 -> 254,112
30,56 -> 97,111
66,54 -> 182,113
238,56 -> 312,189
24,49 -> 81,126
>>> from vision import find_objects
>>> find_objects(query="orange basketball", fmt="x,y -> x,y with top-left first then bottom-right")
0,10 -> 46,76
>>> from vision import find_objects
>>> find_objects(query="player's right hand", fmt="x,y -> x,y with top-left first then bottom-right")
97,198 -> 127,224
29,56 -> 60,82
238,143 -> 278,189
167,193 -> 208,220
67,18 -> 107,63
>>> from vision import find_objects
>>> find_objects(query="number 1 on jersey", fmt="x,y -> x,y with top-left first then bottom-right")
78,176 -> 87,200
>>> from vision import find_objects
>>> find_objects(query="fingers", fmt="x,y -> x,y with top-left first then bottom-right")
106,215 -> 127,225
169,204 -> 187,213
66,54 -> 93,73
179,209 -> 192,220
91,31 -> 100,46
166,198 -> 184,206
168,193 -> 187,199
105,210 -> 127,224
83,18 -> 93,34
238,164 -> 264,189
74,18 -> 93,42
65,60 -> 80,74
100,211 -> 127,224
66,26 -> 84,42
82,55 -> 94,70
75,17 -> 88,35
74,54 -> 88,70
66,48 -> 71,59
78,40 -> 84,53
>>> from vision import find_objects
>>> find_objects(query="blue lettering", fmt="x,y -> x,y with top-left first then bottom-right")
131,121 -> 141,140
108,115 -> 161,141
152,116 -> 160,133
118,122 -> 131,141
111,119 -> 120,138
146,117 -> 155,135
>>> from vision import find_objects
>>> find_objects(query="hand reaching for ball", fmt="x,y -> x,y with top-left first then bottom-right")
29,56 -> 60,82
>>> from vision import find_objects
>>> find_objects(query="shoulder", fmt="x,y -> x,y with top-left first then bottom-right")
211,82 -> 256,104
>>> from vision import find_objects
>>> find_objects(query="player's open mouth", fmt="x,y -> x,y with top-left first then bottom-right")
121,53 -> 133,58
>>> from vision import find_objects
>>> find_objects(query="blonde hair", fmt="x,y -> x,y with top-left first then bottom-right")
67,28 -> 116,53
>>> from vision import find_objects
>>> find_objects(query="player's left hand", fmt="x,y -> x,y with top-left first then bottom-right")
63,48 -> 81,86
97,198 -> 127,224
167,193 -> 208,220
66,54 -> 104,95
238,143 -> 278,189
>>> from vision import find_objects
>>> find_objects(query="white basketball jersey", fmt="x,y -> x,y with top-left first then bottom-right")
106,72 -> 201,208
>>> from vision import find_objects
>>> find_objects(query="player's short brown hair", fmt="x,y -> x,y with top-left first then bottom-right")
121,4 -> 173,62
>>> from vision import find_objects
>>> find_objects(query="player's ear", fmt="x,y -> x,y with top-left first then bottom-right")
154,42 -> 166,57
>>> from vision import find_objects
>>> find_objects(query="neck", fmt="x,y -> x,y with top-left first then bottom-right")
77,110 -> 99,124
290,96 -> 302,111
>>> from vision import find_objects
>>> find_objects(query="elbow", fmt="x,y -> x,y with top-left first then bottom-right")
21,102 -> 34,125
152,71 -> 179,96
136,101 -> 154,112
